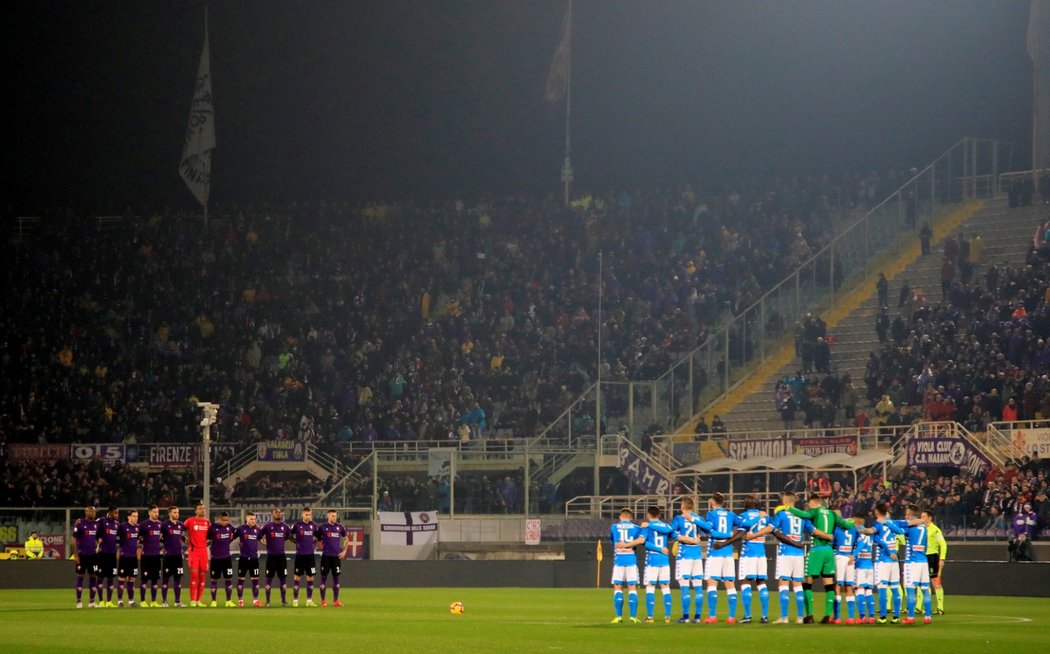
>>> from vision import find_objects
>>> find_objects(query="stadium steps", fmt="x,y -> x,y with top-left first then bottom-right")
720,199 -> 1047,433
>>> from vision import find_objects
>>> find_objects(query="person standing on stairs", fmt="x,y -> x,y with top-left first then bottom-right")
939,256 -> 955,303
875,307 -> 889,344
876,273 -> 889,309
919,223 -> 933,256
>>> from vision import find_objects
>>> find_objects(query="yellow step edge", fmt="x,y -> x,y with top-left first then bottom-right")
676,199 -> 986,436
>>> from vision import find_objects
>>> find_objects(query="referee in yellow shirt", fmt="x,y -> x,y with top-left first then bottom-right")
920,510 -> 947,615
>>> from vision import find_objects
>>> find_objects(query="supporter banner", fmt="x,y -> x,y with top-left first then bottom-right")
525,519 -> 541,546
9,444 -> 70,462
907,436 -> 992,477
726,436 -> 857,459
427,448 -> 455,478
345,527 -> 366,560
378,511 -> 438,547
41,534 -> 65,559
618,446 -> 671,495
71,444 -> 125,465
1011,427 -> 1050,457
148,444 -> 197,467
256,439 -> 305,462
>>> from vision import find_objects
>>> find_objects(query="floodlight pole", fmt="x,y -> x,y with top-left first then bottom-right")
594,250 -> 602,497
198,402 -> 219,512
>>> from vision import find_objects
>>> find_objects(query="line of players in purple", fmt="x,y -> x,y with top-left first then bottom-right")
72,504 -> 355,608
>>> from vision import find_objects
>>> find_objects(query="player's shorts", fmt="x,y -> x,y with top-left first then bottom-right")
320,555 -> 341,578
97,552 -> 118,578
163,555 -> 184,578
210,558 -> 234,580
141,555 -> 162,582
876,561 -> 900,586
738,555 -> 767,581
775,555 -> 805,582
927,553 -> 940,579
612,564 -> 640,586
117,556 -> 138,579
188,550 -> 209,570
644,565 -> 671,585
75,553 -> 98,576
675,557 -> 704,582
238,556 -> 260,579
265,553 -> 287,578
806,546 -> 836,577
834,555 -> 855,586
854,567 -> 875,589
904,561 -> 930,587
705,556 -> 736,582
294,554 -> 317,577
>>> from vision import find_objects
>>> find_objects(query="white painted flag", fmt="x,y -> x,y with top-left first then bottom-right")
180,16 -> 215,208
378,511 -> 439,546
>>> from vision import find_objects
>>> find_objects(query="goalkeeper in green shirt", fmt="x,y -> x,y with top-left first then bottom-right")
782,493 -> 869,623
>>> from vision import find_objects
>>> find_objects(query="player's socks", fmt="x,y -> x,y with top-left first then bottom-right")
151,585 -> 158,603
867,591 -> 876,618
906,587 -> 916,618
225,580 -> 233,601
307,580 -> 314,600
173,577 -> 182,604
332,578 -> 339,602
211,581 -> 218,603
107,580 -> 114,602
891,586 -> 901,618
726,589 -> 737,618
628,590 -> 639,618
265,582 -> 272,604
758,585 -> 770,620
237,580 -> 244,600
662,587 -> 672,617
116,581 -> 123,604
935,586 -> 944,612
76,576 -> 83,603
825,590 -> 834,620
779,588 -> 790,618
834,594 -> 841,620
320,577 -> 327,602
293,581 -> 300,601
251,579 -> 259,600
794,589 -> 805,619
802,584 -> 813,617
877,587 -> 887,618
88,577 -> 97,604
741,586 -> 752,619
280,583 -> 288,603
161,582 -> 168,604
923,588 -> 932,617
706,589 -> 718,618
645,589 -> 655,619
680,586 -> 691,616
846,596 -> 855,620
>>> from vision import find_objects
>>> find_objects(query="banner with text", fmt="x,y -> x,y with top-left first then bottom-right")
71,444 -> 126,465
907,436 -> 992,477
373,511 -> 439,561
256,440 -> 305,462
725,436 -> 858,460
619,446 -> 671,495
1011,427 -> 1050,457
8,444 -> 70,462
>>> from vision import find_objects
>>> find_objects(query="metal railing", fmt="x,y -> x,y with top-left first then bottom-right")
986,419 -> 1050,462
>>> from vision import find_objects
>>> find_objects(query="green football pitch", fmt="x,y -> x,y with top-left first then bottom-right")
1,589 -> 1046,653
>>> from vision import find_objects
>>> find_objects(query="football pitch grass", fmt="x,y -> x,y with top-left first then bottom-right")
1,589 -> 1047,653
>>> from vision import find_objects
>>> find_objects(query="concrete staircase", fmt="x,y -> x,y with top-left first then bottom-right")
722,199 -> 1047,432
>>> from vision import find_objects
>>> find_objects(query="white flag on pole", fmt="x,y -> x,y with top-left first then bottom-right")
378,511 -> 439,546
180,16 -> 215,208
546,3 -> 572,102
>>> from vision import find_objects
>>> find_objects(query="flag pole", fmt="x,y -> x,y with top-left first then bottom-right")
203,7 -> 210,227
561,0 -> 574,208
594,249 -> 602,500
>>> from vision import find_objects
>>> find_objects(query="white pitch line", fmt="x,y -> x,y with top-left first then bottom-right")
949,614 -> 1033,625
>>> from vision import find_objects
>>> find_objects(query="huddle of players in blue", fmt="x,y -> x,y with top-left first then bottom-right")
609,491 -> 941,625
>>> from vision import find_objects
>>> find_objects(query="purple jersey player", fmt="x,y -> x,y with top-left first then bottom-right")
138,505 -> 164,605
206,512 -> 237,605
160,506 -> 186,606
94,506 -> 121,604
290,507 -> 319,606
116,509 -> 140,606
72,505 -> 99,608
234,512 -> 262,606
316,509 -> 350,606
260,508 -> 292,606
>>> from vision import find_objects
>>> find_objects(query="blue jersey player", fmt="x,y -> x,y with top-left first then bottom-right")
768,491 -> 812,623
703,493 -> 738,623
641,506 -> 676,623
609,508 -> 645,623
733,496 -> 771,623
871,501 -> 906,623
849,513 -> 877,623
669,497 -> 717,623
832,516 -> 858,622
899,504 -> 932,624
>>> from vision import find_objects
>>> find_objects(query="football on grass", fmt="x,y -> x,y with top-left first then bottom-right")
449,601 -> 465,615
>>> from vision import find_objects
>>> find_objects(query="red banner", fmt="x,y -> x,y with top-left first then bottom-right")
8,444 -> 70,462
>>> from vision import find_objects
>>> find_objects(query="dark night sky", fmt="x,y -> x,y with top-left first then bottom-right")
5,0 -> 1035,211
